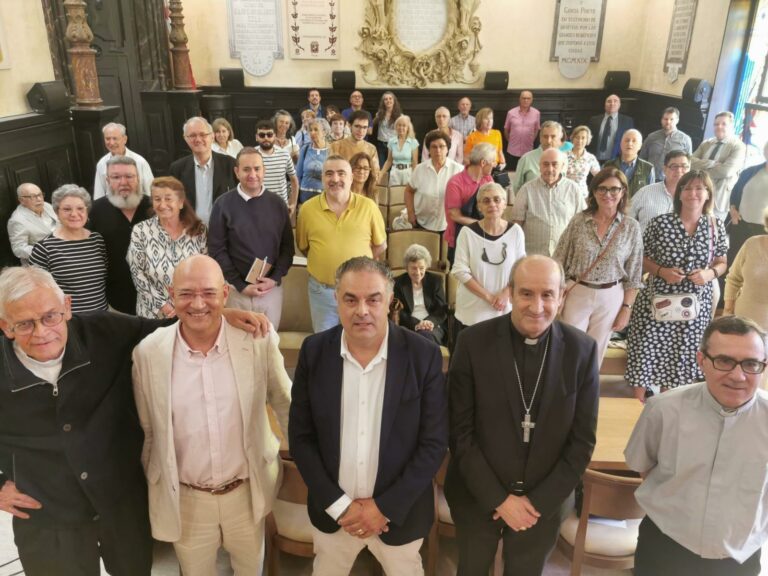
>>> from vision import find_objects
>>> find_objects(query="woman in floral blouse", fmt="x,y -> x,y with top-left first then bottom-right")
565,125 -> 601,197
127,176 -> 207,318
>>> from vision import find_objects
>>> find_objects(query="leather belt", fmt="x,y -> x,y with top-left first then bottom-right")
394,163 -> 410,170
577,279 -> 620,290
181,478 -> 246,495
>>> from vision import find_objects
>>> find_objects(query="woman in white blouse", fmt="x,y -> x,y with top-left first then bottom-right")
565,125 -> 600,197
127,176 -> 207,318
452,182 -> 525,332
273,109 -> 300,164
212,117 -> 243,158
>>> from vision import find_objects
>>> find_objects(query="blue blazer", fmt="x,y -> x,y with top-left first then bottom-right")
588,113 -> 634,160
289,322 -> 447,545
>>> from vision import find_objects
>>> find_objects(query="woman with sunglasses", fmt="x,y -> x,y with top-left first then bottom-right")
451,182 -> 525,336
554,167 -> 643,364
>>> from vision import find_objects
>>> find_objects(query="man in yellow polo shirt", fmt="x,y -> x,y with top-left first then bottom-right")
297,155 -> 387,332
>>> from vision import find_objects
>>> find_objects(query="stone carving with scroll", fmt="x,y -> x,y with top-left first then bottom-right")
358,0 -> 482,88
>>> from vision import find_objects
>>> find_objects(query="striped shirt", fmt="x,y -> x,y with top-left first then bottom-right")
29,233 -> 109,313
628,182 -> 674,233
450,114 -> 476,140
256,147 -> 296,203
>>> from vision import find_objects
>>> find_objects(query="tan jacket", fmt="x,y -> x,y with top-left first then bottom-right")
131,322 -> 291,541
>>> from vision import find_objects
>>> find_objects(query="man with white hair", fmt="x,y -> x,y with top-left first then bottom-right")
93,122 -> 154,199
511,148 -> 586,256
7,183 -> 57,265
511,121 -> 567,193
170,116 -> 237,224
89,155 -> 152,314
604,129 -> 655,197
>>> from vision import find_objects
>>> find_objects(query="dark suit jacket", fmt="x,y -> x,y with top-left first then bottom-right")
289,322 -> 447,545
445,317 -> 599,520
168,152 -> 236,210
588,113 -> 634,160
393,273 -> 448,336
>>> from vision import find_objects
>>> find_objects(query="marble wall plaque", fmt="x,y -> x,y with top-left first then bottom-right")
550,0 -> 606,79
289,0 -> 339,59
227,0 -> 284,76
395,0 -> 448,54
664,0 -> 697,83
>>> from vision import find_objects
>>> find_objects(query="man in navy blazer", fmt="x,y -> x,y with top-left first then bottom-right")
169,116 -> 236,224
446,255 -> 599,575
588,94 -> 634,162
289,256 -> 447,575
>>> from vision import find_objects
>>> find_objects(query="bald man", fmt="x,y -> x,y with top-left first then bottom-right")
132,255 -> 291,576
588,94 -> 635,162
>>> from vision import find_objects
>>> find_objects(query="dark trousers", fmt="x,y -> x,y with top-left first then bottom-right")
14,493 -> 152,576
504,152 -> 521,171
635,517 -> 761,576
453,504 -> 560,576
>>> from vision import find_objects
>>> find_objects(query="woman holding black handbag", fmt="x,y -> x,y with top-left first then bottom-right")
625,170 -> 728,401
554,167 -> 643,364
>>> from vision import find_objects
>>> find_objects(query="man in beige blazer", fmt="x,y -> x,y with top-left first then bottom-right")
132,255 -> 291,575
690,110 -> 746,221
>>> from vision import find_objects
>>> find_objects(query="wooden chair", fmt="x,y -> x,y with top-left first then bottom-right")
388,184 -> 406,206
277,265 -> 313,370
557,468 -> 644,575
376,183 -> 390,205
387,203 -> 407,229
378,204 -> 388,229
266,459 -> 313,575
386,229 -> 443,271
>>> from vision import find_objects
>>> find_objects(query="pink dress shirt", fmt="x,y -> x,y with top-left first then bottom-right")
171,320 -> 249,487
504,106 -> 541,156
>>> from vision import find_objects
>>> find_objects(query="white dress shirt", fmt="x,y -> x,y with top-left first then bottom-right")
408,159 -> 464,232
7,203 -> 58,263
625,383 -> 768,563
326,327 -> 389,520
93,147 -> 154,199
171,320 -> 248,487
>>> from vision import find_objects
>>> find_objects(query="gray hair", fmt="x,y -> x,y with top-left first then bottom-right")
335,256 -> 394,292
540,120 -> 565,138
508,255 -> 566,292
700,315 -> 768,357
477,182 -> 507,203
714,111 -> 735,123
469,142 -> 497,165
51,184 -> 92,213
182,116 -> 212,136
0,266 -> 65,320
16,183 -> 41,199
102,122 -> 126,136
309,118 -> 332,140
272,109 -> 297,134
106,155 -> 138,170
623,128 -> 643,143
403,244 -> 432,268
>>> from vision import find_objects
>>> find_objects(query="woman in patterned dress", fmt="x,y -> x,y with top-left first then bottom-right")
625,170 -> 728,401
127,176 -> 207,318
565,125 -> 601,197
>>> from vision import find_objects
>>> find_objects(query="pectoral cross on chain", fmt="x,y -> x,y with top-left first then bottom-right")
522,413 -> 535,443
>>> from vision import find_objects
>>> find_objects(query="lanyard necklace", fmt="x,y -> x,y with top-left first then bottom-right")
512,333 -> 550,443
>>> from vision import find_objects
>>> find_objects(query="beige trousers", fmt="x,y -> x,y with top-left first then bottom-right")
226,284 -> 284,330
312,526 -> 424,576
561,283 -> 625,365
175,483 -> 264,576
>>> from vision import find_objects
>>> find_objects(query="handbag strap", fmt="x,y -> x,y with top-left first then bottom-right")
567,216 -> 626,293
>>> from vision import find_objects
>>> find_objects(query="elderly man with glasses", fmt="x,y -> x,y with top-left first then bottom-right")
626,315 -> 768,576
170,116 -> 237,224
7,183 -> 57,265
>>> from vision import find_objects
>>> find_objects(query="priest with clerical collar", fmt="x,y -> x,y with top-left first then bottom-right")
446,254 -> 600,575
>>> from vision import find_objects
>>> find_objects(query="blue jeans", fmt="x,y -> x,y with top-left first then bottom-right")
308,275 -> 339,333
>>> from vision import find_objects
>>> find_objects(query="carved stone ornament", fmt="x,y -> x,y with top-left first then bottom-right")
357,0 -> 482,88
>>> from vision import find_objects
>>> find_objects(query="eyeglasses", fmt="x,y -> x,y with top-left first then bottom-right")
108,174 -> 137,181
595,186 -> 624,196
666,163 -> 690,171
481,242 -> 507,266
185,132 -> 212,140
20,193 -> 43,200
703,352 -> 766,375
257,131 -> 275,138
479,196 -> 505,205
9,311 -> 66,335
174,289 -> 221,301
352,166 -> 371,173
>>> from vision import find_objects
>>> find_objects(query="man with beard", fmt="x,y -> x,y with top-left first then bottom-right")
255,119 -> 299,216
89,156 -> 152,314
93,122 -> 154,200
